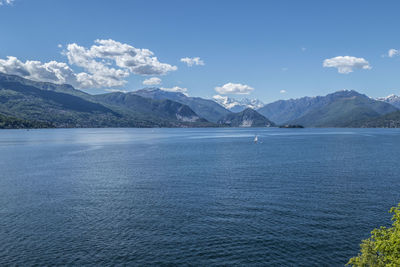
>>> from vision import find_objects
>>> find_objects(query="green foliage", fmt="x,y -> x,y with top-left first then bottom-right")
0,113 -> 53,129
348,203 -> 400,266
357,110 -> 400,128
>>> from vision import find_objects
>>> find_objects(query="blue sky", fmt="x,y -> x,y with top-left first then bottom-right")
1,0 -> 400,103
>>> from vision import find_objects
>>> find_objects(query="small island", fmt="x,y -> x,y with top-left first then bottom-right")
279,124 -> 304,128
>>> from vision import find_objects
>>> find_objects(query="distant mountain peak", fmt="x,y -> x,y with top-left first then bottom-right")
134,87 -> 188,97
377,94 -> 400,101
376,94 -> 400,109
337,89 -> 354,92
331,89 -> 363,96
212,95 -> 264,112
138,87 -> 159,91
134,87 -> 162,94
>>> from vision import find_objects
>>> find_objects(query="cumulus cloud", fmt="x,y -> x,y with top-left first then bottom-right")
0,39 -> 177,89
280,90 -> 286,94
143,77 -> 161,85
180,57 -> 205,66
64,39 -> 177,87
0,0 -> 14,5
0,55 -> 126,89
323,56 -> 371,74
388,49 -> 399,58
160,86 -> 188,94
0,56 -> 85,87
66,39 -> 176,76
214,82 -> 254,95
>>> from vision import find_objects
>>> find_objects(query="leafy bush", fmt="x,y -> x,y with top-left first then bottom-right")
348,203 -> 400,266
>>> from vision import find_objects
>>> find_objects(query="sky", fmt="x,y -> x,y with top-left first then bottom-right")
1,0 -> 400,103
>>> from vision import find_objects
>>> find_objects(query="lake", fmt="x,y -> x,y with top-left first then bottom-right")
1,128 -> 400,266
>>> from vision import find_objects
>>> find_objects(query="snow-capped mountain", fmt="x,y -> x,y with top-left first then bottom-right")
212,95 -> 265,112
376,94 -> 400,109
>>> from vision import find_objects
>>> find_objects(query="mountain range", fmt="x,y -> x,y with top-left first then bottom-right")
0,73 -> 217,128
257,90 -> 398,127
1,72 -> 400,128
0,72 -> 268,128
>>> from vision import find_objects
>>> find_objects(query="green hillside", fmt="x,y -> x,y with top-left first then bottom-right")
94,92 -> 214,127
0,113 -> 53,129
289,95 -> 397,127
0,72 -> 214,128
356,110 -> 400,128
218,108 -> 275,127
133,88 -> 231,123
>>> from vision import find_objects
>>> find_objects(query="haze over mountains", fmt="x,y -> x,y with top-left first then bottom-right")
1,72 -> 400,128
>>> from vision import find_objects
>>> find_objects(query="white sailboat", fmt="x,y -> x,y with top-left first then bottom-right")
254,135 -> 258,143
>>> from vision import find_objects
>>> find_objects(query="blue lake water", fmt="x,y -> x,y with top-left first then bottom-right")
1,128 -> 400,266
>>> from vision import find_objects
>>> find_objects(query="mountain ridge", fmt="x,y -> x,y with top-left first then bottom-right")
3,72 -> 400,128
0,72 -> 214,128
132,88 -> 231,123
258,90 -> 398,127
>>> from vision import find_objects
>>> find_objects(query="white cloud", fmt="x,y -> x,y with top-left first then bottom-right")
323,56 -> 371,74
0,0 -> 14,5
0,56 -> 86,87
64,39 -> 176,88
160,86 -> 188,94
0,55 -> 128,89
388,49 -> 399,58
57,44 -> 63,48
143,77 -> 161,85
180,57 -> 205,67
0,39 -> 177,89
66,39 -> 177,76
214,82 -> 254,95
280,90 -> 286,94
301,47 -> 306,52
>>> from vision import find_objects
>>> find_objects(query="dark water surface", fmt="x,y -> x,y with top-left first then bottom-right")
1,128 -> 400,266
